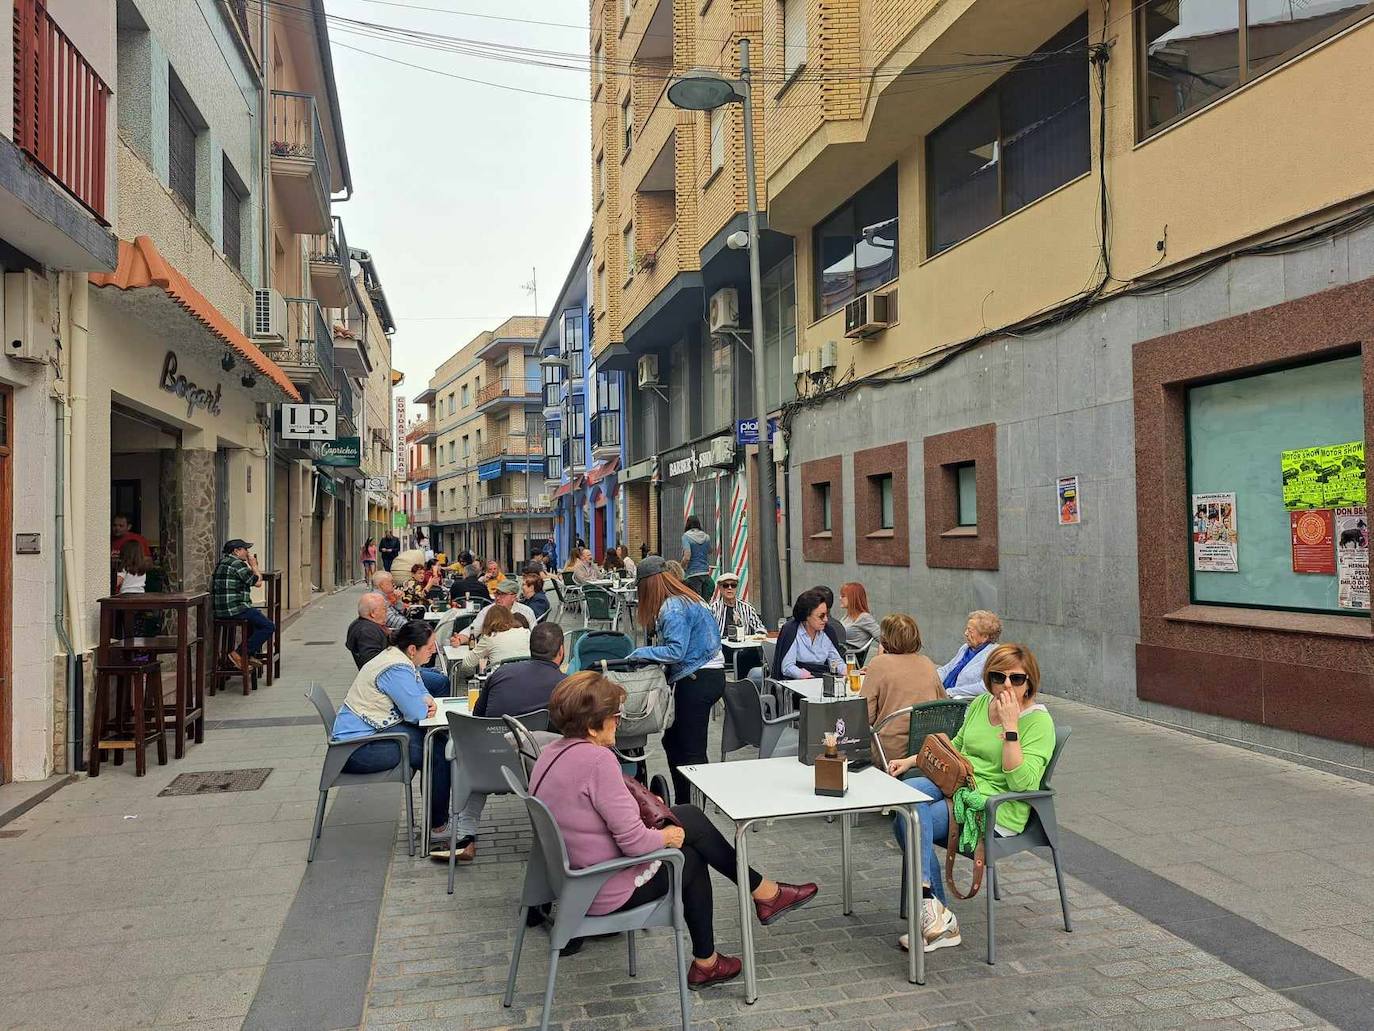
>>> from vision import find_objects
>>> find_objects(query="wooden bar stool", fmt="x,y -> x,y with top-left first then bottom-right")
211,616 -> 258,697
90,657 -> 168,777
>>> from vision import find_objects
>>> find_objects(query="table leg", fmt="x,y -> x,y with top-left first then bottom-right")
174,609 -> 188,760
421,729 -> 435,854
903,803 -> 924,985
841,813 -> 853,915
734,819 -> 758,1004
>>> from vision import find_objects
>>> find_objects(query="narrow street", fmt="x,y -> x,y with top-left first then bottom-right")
1,588 -> 1369,1030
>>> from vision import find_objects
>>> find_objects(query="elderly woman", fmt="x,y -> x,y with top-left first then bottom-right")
459,605 -> 531,681
887,643 -> 1056,953
860,614 -> 946,767
837,582 -> 881,657
935,610 -> 1002,699
530,671 -> 817,986
627,556 -> 725,805
780,589 -> 844,680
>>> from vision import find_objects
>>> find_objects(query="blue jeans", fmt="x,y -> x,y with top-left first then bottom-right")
242,607 -> 276,656
343,723 -> 450,829
891,775 -> 949,905
419,668 -> 450,697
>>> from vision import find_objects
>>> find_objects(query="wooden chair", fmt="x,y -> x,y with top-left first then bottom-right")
211,616 -> 258,697
89,656 -> 168,777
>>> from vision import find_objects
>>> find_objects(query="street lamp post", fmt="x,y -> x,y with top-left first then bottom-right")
667,37 -> 783,626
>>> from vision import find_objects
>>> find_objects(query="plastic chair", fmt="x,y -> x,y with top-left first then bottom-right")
581,585 -> 617,630
499,766 -> 690,1031
501,714 -> 545,779
304,684 -> 415,861
721,678 -> 799,761
441,709 -> 551,894
870,698 -> 971,770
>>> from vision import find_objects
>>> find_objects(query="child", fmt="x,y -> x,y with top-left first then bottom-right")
116,540 -> 150,594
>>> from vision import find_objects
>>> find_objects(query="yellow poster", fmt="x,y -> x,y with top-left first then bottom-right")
1281,441 -> 1365,510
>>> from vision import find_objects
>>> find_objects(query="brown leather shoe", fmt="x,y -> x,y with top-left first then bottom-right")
687,953 -> 741,990
226,652 -> 248,674
754,882 -> 818,925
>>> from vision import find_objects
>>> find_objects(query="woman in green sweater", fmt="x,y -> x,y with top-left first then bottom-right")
886,643 -> 1056,953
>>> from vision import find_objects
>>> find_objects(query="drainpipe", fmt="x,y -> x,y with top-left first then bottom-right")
259,0 -> 276,573
54,272 -> 88,771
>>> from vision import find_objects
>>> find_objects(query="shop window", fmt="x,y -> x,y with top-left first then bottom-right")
927,15 -> 1089,254
813,165 -> 898,318
1187,355 -> 1366,615
924,425 -> 998,570
1139,1 -> 1371,137
801,456 -> 843,563
855,445 -> 908,566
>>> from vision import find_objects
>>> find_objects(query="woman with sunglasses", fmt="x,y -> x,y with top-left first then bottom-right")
884,643 -> 1055,954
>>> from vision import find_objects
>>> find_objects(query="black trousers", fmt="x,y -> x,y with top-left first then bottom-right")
661,667 -> 726,806
614,803 -> 761,960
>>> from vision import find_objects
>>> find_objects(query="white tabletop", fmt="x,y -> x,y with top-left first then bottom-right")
775,676 -> 864,705
443,644 -> 471,662
421,695 -> 470,728
679,756 -> 934,822
721,636 -> 769,649
422,611 -> 444,623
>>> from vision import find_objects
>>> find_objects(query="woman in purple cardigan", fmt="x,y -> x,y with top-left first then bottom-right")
530,671 -> 818,989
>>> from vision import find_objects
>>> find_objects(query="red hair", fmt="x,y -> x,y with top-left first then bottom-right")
841,581 -> 870,616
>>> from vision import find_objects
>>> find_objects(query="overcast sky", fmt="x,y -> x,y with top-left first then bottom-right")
325,0 -> 591,398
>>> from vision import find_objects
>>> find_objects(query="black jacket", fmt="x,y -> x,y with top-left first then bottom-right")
449,575 -> 490,604
345,617 -> 389,669
474,659 -> 563,720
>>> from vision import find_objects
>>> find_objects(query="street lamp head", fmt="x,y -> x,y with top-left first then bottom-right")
539,355 -> 570,370
666,69 -> 742,111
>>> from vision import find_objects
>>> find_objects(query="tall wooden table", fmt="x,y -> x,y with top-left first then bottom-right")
97,592 -> 209,759
258,571 -> 283,684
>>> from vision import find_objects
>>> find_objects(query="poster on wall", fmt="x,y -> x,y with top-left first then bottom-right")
1336,506 -> 1369,610
1192,492 -> 1239,573
1281,441 -> 1366,510
1289,509 -> 1336,574
1057,476 -> 1081,525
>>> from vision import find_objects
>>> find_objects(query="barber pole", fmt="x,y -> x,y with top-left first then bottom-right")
729,471 -> 752,602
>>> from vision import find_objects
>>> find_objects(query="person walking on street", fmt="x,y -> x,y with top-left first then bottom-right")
360,538 -> 378,580
212,539 -> 276,673
379,530 -> 401,573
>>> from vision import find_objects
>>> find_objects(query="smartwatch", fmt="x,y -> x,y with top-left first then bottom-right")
1003,730 -> 1019,742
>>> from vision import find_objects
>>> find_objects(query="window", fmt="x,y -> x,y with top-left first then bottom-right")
877,475 -> 894,529
597,265 -> 607,314
928,16 -> 1090,255
221,157 -> 245,271
623,0 -> 632,19
761,256 -> 798,411
855,446 -> 908,565
710,333 -> 732,429
709,106 -> 726,173
802,458 -> 843,562
462,435 -> 469,459
168,84 -> 198,214
956,464 -> 977,525
622,93 -> 633,152
813,165 -> 899,318
592,40 -> 604,95
783,0 -> 807,79
564,310 -> 585,378
1139,2 -> 1369,136
447,392 -> 455,415
622,223 -> 635,278
595,152 -> 605,205
817,483 -> 831,531
597,370 -> 622,412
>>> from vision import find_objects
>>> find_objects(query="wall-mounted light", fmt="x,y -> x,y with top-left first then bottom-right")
240,371 -> 257,389
221,351 -> 237,372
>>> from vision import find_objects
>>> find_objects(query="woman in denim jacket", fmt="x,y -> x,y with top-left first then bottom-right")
629,555 -> 727,804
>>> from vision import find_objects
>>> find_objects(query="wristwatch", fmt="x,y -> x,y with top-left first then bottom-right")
1003,730 -> 1019,742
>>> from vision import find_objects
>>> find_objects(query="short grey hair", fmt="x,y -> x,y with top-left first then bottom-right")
358,592 -> 386,618
371,571 -> 394,591
968,610 -> 1002,641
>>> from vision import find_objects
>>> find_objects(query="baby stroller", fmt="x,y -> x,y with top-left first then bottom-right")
598,655 -> 675,805
567,629 -> 635,673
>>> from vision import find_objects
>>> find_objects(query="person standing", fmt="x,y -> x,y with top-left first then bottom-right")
379,530 -> 401,572
681,516 -> 713,599
211,539 -> 276,673
360,537 -> 378,580
111,514 -> 152,559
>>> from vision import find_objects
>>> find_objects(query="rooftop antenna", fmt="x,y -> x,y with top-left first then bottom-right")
521,267 -> 538,315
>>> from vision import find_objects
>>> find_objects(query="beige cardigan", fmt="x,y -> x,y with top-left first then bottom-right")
461,627 -> 532,674
860,651 -> 946,766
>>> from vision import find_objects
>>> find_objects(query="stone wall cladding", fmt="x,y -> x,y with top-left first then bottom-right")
180,448 -> 218,593
799,454 -> 842,562
853,440 -> 908,566
923,423 -> 998,571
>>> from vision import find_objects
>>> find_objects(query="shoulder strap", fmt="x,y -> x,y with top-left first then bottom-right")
530,739 -> 591,796
944,798 -> 986,900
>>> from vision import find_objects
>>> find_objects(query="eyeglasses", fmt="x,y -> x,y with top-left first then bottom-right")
988,671 -> 1029,688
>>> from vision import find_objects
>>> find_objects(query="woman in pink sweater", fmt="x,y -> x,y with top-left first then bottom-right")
530,671 -> 818,989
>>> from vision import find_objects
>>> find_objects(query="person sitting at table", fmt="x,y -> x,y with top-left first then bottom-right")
333,620 -> 455,852
746,584 -> 845,689
454,579 -> 536,644
482,558 -> 505,597
371,572 -> 410,631
211,539 -> 275,674
838,582 -> 881,658
348,591 -> 451,696
448,564 -> 489,605
571,547 -> 600,585
935,610 -> 1003,700
615,543 -> 636,578
709,572 -> 763,637
779,589 -> 844,679
457,605 -> 531,686
886,643 -> 1055,954
530,670 -> 818,983
402,564 -> 428,606
861,614 -> 946,767
520,571 -> 550,622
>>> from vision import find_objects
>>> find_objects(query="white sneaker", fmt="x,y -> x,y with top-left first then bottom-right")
924,911 -> 961,953
898,899 -> 957,951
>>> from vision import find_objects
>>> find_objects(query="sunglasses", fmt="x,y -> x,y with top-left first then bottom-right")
988,671 -> 1029,688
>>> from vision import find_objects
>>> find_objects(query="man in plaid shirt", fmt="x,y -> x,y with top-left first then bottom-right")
212,539 -> 276,673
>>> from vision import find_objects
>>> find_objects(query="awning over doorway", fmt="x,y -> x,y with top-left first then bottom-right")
585,456 -> 620,486
90,235 -> 300,402
552,475 -> 583,499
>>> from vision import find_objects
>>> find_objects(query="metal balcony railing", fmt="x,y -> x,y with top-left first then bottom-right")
546,455 -> 564,481
477,377 -> 540,406
591,411 -> 621,451
13,0 -> 111,219
477,434 -> 545,463
334,372 -> 355,427
408,461 -> 434,481
279,297 -> 336,394
407,416 -> 434,440
270,90 -> 330,182
476,494 -> 550,516
310,213 -> 348,267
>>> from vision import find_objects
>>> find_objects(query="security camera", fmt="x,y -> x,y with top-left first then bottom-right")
725,230 -> 749,250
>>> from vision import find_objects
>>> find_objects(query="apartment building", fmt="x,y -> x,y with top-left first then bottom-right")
590,0 -> 798,599
417,316 -> 550,570
767,0 -> 1374,767
350,247 -> 399,550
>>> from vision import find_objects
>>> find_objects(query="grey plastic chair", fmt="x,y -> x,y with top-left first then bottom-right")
721,677 -> 799,761
305,684 -> 415,861
501,714 -> 545,779
499,766 -> 690,1031
441,709 -> 551,894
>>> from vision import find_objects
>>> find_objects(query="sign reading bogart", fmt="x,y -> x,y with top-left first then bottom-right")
281,402 -> 337,441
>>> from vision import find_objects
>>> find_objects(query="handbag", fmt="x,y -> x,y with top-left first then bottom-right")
797,697 -> 872,767
911,733 -> 985,900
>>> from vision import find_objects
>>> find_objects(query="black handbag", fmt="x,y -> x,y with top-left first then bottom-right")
797,697 -> 872,767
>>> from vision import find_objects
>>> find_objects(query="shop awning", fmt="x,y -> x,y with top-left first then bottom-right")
552,476 -> 583,499
585,455 -> 620,486
90,236 -> 300,402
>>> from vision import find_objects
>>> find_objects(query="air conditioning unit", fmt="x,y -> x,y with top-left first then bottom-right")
637,353 -> 660,388
791,349 -> 812,378
708,287 -> 739,333
709,436 -> 736,467
4,271 -> 56,363
819,340 -> 838,372
250,288 -> 286,341
873,285 -> 898,326
844,290 -> 892,338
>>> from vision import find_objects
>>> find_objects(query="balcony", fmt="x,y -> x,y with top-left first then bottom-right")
545,454 -> 564,482
264,297 -> 336,399
309,214 -> 352,308
477,433 -> 544,463
411,506 -> 434,525
476,376 -> 540,410
408,461 -> 434,481
270,90 -> 331,233
476,493 -> 552,517
407,416 -> 437,445
591,411 -> 622,458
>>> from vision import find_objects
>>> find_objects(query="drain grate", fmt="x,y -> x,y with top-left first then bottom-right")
304,641 -> 333,646
158,768 -> 272,796
0,829 -> 26,838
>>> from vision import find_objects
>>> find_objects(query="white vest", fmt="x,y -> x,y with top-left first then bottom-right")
340,647 -> 419,731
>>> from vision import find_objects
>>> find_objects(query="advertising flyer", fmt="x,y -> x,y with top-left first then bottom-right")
1336,506 -> 1369,610
1289,509 -> 1335,574
1057,475 -> 1081,526
1192,492 -> 1239,573
1281,441 -> 1366,510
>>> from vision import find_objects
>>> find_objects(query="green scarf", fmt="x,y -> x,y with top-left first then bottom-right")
951,785 -> 986,854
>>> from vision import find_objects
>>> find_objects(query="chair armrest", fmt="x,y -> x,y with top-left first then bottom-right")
565,846 -> 684,881
762,709 -> 800,728
983,789 -> 1054,829
327,729 -> 412,751
871,706 -> 913,737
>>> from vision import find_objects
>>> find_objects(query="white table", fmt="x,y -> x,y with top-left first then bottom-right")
774,675 -> 864,709
422,611 -> 444,623
721,636 -> 768,679
419,694 -> 471,851
443,643 -> 471,680
679,757 -> 932,1003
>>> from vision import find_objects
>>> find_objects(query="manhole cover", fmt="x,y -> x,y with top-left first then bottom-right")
158,769 -> 272,796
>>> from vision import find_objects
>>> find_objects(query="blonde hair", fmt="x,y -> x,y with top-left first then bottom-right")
878,614 -> 922,655
968,610 -> 1002,641
983,643 -> 1041,701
